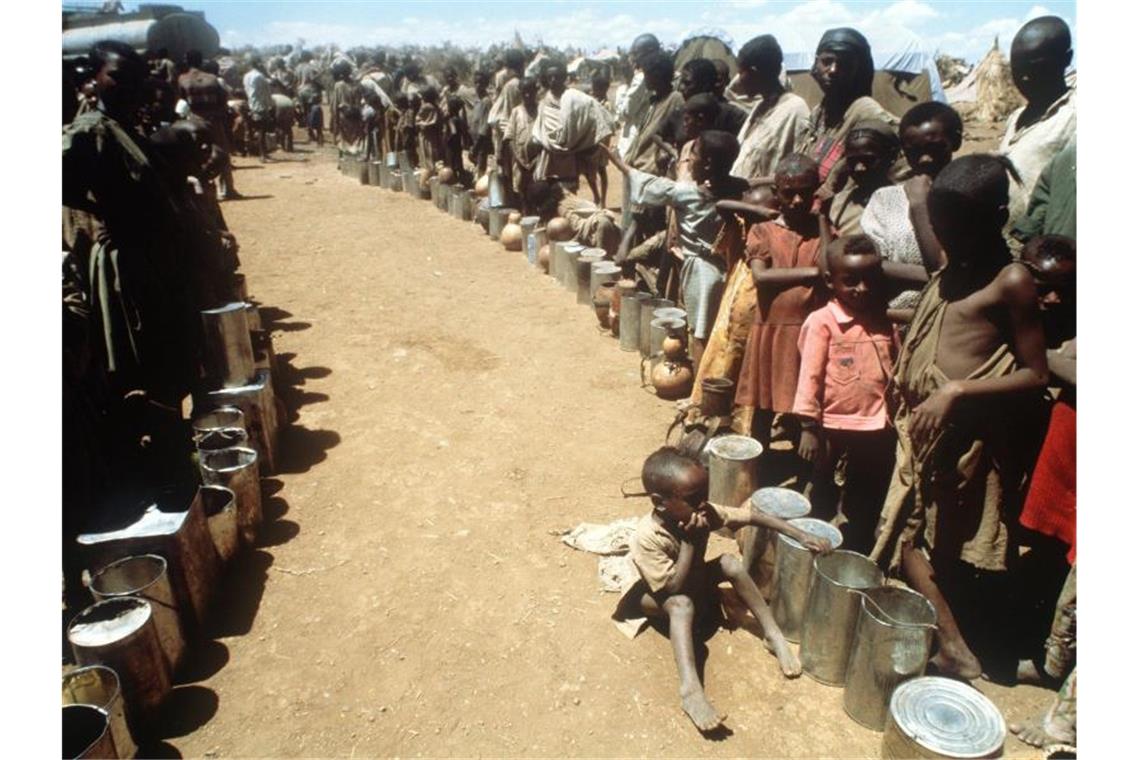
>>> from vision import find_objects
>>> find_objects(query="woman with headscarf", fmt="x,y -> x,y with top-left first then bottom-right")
796,28 -> 896,186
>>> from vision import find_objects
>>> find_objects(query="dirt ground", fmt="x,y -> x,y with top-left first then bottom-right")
151,134 -> 1054,758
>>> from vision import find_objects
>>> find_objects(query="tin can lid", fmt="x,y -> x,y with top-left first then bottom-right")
521,216 -> 541,225
706,434 -> 763,460
781,517 -> 843,550
750,487 -> 811,518
563,242 -> 585,253
68,597 -> 153,647
889,677 -> 1006,758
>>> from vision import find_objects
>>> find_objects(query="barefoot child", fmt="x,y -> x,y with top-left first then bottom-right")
869,154 -> 1051,680
793,235 -> 898,553
734,153 -> 828,443
607,131 -> 750,366
615,447 -> 831,731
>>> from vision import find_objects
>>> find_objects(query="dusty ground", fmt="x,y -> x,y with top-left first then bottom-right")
151,135 -> 1053,758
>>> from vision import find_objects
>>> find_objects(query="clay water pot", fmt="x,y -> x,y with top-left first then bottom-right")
507,211 -> 523,225
547,217 -> 573,242
500,223 -> 524,251
651,360 -> 694,400
593,281 -> 617,329
662,334 -> 686,360
438,167 -> 456,184
537,244 -> 552,273
474,174 -> 490,197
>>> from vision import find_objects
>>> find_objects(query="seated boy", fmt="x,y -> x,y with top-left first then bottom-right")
607,131 -> 749,365
526,179 -> 622,256
615,447 -> 831,732
869,154 -> 1051,680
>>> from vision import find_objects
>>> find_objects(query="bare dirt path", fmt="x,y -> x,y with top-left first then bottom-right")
163,141 -> 1053,758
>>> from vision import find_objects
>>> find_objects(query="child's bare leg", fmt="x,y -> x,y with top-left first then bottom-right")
585,169 -> 601,206
638,592 -> 724,731
901,545 -> 983,680
716,554 -> 801,677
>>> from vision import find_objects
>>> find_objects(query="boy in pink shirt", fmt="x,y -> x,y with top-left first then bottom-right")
793,235 -> 898,553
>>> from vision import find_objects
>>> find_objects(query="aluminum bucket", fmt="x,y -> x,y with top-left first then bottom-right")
77,488 -> 222,632
200,447 -> 262,546
550,241 -> 566,281
705,434 -> 763,509
843,586 -> 938,730
67,597 -> 171,734
62,704 -> 118,759
192,406 -> 244,440
446,186 -> 459,217
590,262 -> 622,297
639,298 -> 674,357
771,518 -> 843,642
488,169 -> 505,207
429,175 -> 440,207
90,554 -> 186,672
475,199 -> 490,232
62,665 -> 136,759
742,487 -> 812,597
200,484 -> 240,564
378,160 -> 389,187
440,182 -> 453,213
403,170 -> 417,197
620,292 -> 651,351
576,251 -> 606,304
528,225 -> 547,267
654,306 -> 687,325
883,677 -> 1006,759
521,216 -> 540,261
200,302 -> 255,389
562,243 -> 586,292
357,157 -> 370,185
369,161 -> 381,186
650,317 -> 685,358
800,551 -> 884,685
460,190 -> 475,221
208,368 -> 279,475
389,168 -> 403,192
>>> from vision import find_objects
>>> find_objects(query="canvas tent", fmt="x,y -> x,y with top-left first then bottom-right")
673,34 -> 737,79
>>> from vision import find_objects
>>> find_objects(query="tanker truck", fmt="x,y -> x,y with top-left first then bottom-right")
62,3 -> 219,62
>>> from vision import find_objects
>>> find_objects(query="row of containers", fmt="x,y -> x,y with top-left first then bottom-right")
63,281 -> 283,758
339,151 -> 699,400
708,437 -> 1009,759
345,154 -> 1015,759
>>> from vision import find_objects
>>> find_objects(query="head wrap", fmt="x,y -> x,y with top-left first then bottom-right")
815,27 -> 874,98
846,119 -> 900,157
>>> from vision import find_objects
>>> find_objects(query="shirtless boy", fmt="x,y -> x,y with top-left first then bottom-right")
618,447 -> 831,731
870,154 -> 1050,679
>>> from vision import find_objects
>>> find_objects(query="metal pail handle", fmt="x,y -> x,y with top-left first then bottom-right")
847,588 -> 939,630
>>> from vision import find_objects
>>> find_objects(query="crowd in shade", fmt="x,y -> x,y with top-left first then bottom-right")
62,12 -> 1075,751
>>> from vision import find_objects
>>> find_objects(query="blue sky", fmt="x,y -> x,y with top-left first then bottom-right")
166,1 -> 1076,63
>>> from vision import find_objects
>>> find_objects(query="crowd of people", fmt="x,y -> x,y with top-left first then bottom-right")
62,11 -> 1076,752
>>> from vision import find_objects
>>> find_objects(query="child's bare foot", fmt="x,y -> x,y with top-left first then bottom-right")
1010,713 -> 1075,749
764,635 -> 802,678
680,686 -> 724,732
929,641 -> 982,681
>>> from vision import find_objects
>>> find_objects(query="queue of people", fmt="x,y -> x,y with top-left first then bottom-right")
62,13 -> 1076,752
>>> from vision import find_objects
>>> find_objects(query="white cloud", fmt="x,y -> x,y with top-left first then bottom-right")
217,1 -> 1075,65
